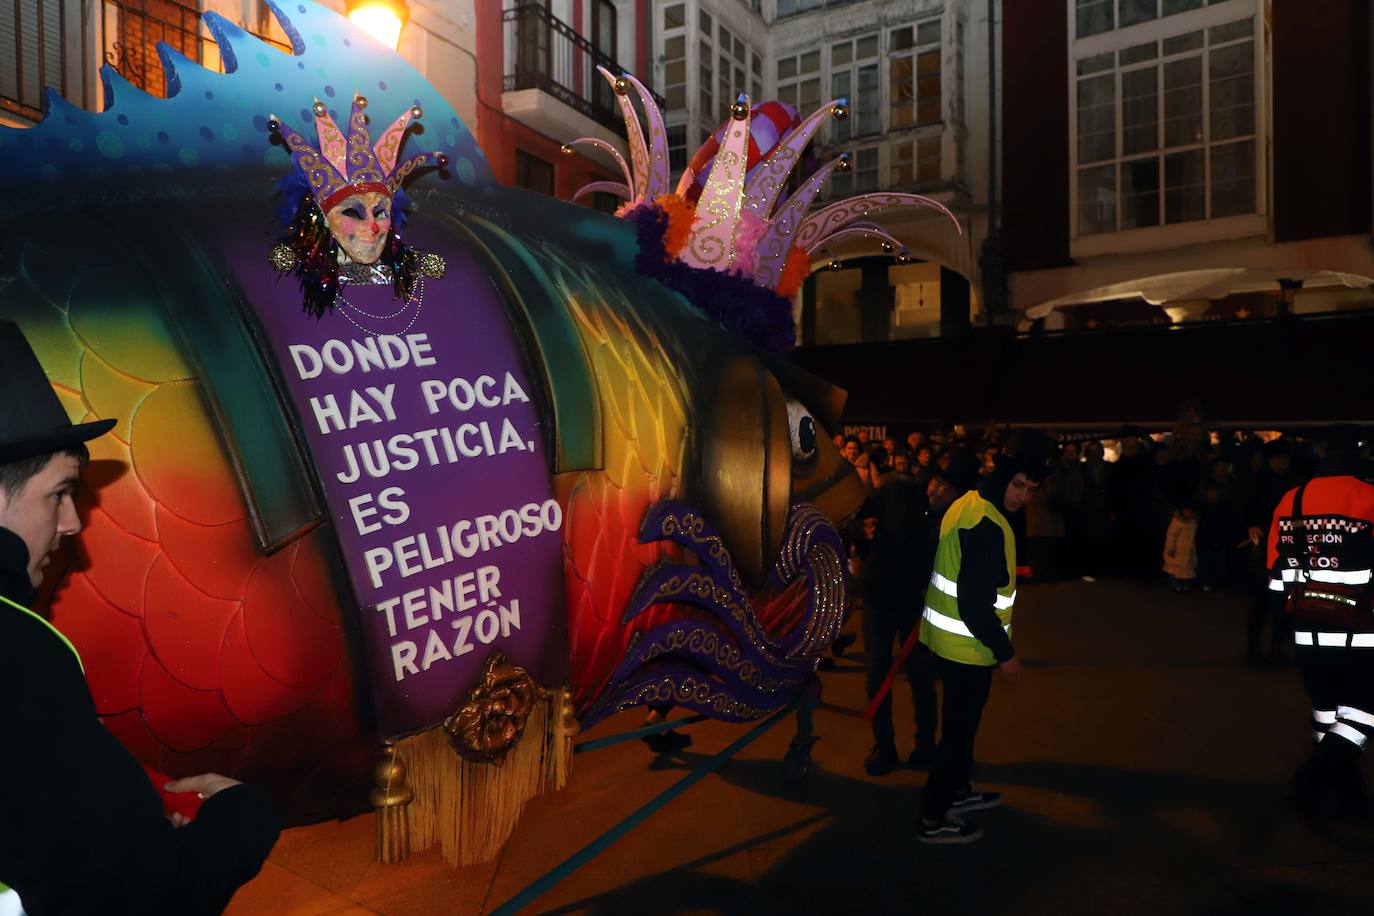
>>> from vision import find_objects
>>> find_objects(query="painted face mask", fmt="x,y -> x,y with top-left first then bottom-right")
326,190 -> 392,264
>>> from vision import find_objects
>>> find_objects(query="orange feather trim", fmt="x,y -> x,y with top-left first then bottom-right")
655,193 -> 696,258
775,245 -> 812,300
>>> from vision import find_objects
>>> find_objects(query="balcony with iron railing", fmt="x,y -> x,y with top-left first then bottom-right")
2,0 -> 291,123
501,2 -> 661,141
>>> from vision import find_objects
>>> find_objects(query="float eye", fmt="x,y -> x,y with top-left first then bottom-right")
786,399 -> 818,467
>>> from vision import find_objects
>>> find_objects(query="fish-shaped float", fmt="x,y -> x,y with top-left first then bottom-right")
0,0 -> 958,865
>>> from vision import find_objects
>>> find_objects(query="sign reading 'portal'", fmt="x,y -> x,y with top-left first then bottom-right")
226,222 -> 568,739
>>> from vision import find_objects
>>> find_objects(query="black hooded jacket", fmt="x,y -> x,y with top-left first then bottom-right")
0,527 -> 280,914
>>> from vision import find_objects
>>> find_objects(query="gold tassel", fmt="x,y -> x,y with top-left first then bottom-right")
371,743 -> 413,864
394,687 -> 575,866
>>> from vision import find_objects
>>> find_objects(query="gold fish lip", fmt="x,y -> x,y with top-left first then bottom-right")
795,458 -> 860,504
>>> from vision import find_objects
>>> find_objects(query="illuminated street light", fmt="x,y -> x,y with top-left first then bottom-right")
347,0 -> 409,50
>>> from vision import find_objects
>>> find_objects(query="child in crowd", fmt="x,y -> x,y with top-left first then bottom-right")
1163,504 -> 1200,592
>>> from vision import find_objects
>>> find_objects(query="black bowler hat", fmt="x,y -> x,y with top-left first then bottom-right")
0,321 -> 114,464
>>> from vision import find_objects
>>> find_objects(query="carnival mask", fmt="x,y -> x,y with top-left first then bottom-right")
326,190 -> 392,264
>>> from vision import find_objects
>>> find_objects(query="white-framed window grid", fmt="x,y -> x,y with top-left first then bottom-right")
698,6 -> 715,125
828,146 -> 880,198
885,14 -> 946,190
659,2 -> 687,113
828,32 -> 880,143
1068,0 -> 1268,246
888,17 -> 943,132
777,48 -> 822,120
1075,0 -> 1240,40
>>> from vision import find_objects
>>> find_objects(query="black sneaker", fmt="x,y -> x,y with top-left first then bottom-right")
864,745 -> 901,776
950,788 -> 1002,812
918,815 -> 983,844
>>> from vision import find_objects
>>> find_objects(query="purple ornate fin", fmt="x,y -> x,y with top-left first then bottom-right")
610,620 -> 805,699
769,503 -> 848,658
622,564 -> 791,670
584,663 -> 792,730
638,502 -> 748,603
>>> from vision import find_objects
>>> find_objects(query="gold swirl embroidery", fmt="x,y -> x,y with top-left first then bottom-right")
617,676 -> 777,719
632,626 -> 790,693
659,512 -> 744,592
688,148 -> 743,265
651,572 -> 787,667
744,147 -> 796,215
617,94 -> 649,199
374,122 -> 405,173
347,111 -> 385,182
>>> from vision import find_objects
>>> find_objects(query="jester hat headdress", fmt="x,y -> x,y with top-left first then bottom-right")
563,68 -> 962,351
268,94 -> 448,214
267,94 -> 448,317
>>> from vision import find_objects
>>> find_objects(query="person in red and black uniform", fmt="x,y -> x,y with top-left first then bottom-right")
0,322 -> 279,914
1266,426 -> 1374,819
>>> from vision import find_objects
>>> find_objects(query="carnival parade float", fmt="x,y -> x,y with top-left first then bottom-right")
0,0 -> 958,874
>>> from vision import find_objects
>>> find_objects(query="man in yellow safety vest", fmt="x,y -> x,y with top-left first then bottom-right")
917,433 -> 1049,844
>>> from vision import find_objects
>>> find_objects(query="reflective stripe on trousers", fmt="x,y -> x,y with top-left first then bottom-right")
1294,631 -> 1374,648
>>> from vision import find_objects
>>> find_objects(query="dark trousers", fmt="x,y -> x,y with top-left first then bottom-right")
1294,640 -> 1374,806
921,657 -> 994,821
862,608 -> 937,752
1248,589 -> 1290,661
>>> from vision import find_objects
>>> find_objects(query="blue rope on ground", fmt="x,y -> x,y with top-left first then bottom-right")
575,715 -> 709,754
490,698 -> 806,915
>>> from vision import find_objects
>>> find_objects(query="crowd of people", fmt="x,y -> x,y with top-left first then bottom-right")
838,421 -> 1374,842
837,424 -> 1337,730
833,422 -> 1370,842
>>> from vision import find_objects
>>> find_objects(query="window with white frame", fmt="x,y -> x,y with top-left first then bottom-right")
660,4 -> 686,112
777,0 -> 825,17
889,18 -> 943,130
778,50 -> 822,118
891,136 -> 942,187
1076,0 -> 1213,39
667,123 -> 688,178
829,147 -> 880,198
698,9 -> 714,121
830,33 -> 879,140
1073,11 -> 1258,236
714,23 -> 759,116
750,46 -> 763,102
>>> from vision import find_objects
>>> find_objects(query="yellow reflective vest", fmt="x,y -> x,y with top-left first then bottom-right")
919,489 -> 1016,666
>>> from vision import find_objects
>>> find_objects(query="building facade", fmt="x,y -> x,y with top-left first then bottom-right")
0,0 -> 650,207
651,0 -> 997,344
1003,0 -> 1374,330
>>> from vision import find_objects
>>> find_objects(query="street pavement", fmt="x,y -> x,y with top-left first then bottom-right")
226,579 -> 1374,915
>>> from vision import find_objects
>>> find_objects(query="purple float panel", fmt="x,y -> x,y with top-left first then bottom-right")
217,219 -> 568,739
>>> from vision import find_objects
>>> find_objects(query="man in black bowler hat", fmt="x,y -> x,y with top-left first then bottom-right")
0,320 -> 279,914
